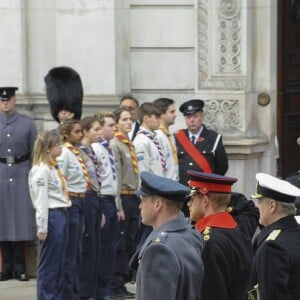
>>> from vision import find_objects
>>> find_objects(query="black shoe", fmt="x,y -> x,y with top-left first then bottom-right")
0,271 -> 13,281
14,272 -> 29,281
123,290 -> 135,299
112,289 -> 135,300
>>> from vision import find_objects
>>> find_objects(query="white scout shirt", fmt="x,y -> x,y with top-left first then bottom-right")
133,128 -> 164,178
56,147 -> 87,193
155,129 -> 179,181
28,163 -> 70,233
92,142 -> 121,209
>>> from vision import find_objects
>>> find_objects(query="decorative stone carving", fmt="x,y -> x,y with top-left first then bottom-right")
204,99 -> 242,135
198,0 -> 209,82
217,0 -> 241,73
198,0 -> 244,89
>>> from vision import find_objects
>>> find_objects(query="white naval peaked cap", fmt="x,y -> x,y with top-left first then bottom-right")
252,173 -> 300,203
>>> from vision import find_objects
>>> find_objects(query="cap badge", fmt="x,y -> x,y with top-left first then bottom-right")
187,105 -> 193,110
3,90 -> 7,95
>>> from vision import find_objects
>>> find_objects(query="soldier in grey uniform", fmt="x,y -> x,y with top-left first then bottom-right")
130,171 -> 205,300
0,87 -> 37,281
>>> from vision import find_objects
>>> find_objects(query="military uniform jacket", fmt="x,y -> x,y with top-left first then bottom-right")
195,193 -> 259,300
248,215 -> 300,300
130,212 -> 205,300
0,110 -> 37,241
175,126 -> 228,186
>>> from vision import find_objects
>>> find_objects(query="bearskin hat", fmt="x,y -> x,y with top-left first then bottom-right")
44,66 -> 83,122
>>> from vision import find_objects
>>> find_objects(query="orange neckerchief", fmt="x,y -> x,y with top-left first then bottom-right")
115,132 -> 138,174
159,125 -> 178,164
50,159 -> 70,202
195,212 -> 237,232
64,142 -> 91,189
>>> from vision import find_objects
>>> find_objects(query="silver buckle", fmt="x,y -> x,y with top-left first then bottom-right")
6,156 -> 15,164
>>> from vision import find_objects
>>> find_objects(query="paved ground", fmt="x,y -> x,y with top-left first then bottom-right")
0,279 -> 136,300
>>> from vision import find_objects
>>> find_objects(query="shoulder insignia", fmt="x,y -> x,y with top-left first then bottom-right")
203,227 -> 210,235
226,206 -> 233,213
20,111 -> 32,119
266,229 -> 281,241
247,283 -> 260,300
203,227 -> 211,241
152,231 -> 168,243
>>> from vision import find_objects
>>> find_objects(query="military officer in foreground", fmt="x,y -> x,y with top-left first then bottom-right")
187,171 -> 259,300
130,171 -> 204,300
0,87 -> 37,281
248,173 -> 300,300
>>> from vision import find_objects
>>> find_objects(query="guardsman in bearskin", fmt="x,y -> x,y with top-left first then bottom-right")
44,66 -> 83,123
0,87 -> 37,281
248,173 -> 300,300
187,171 -> 259,300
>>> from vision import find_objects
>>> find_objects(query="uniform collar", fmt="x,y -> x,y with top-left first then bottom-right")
0,110 -> 18,124
138,212 -> 188,259
195,211 -> 237,232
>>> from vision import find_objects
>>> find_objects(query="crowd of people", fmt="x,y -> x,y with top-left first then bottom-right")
0,66 -> 300,300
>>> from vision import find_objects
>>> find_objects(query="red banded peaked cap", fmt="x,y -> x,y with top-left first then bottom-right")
187,171 -> 237,194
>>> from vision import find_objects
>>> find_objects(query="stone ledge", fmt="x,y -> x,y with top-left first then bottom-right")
224,137 -> 269,156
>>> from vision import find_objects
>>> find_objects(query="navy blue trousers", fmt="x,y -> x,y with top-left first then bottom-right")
0,241 -> 27,274
95,196 -> 119,299
63,197 -> 83,300
79,194 -> 102,298
37,209 -> 69,300
112,195 -> 139,291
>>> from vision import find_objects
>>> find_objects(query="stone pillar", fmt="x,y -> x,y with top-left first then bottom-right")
0,0 -> 27,89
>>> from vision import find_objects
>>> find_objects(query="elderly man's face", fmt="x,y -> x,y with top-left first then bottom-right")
185,111 -> 204,134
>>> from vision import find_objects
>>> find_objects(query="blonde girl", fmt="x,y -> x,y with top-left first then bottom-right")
29,130 -> 70,300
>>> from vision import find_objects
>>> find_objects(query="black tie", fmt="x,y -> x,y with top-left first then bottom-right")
191,136 -> 196,144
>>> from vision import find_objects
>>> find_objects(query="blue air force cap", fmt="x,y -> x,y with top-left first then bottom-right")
0,87 -> 18,101
251,173 -> 300,203
179,99 -> 204,116
138,171 -> 190,202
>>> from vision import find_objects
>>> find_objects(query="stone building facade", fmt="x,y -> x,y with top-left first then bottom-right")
0,0 -> 278,197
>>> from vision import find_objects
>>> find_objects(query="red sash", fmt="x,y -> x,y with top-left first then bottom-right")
175,129 -> 212,173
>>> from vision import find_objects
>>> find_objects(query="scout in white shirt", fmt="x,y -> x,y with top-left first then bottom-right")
28,131 -> 70,300
154,98 -> 179,180
78,116 -> 103,299
92,112 -> 124,300
133,102 -> 164,177
57,119 -> 88,300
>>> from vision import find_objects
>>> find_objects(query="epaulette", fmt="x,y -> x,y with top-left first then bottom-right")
152,231 -> 168,243
20,111 -> 33,119
266,229 -> 281,241
203,226 -> 211,241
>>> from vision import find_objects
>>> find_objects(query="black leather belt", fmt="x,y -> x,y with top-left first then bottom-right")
99,195 -> 115,201
0,154 -> 30,164
86,189 -> 100,197
49,207 -> 69,212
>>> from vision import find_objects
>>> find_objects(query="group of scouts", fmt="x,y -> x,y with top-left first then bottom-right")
0,65 -> 300,300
